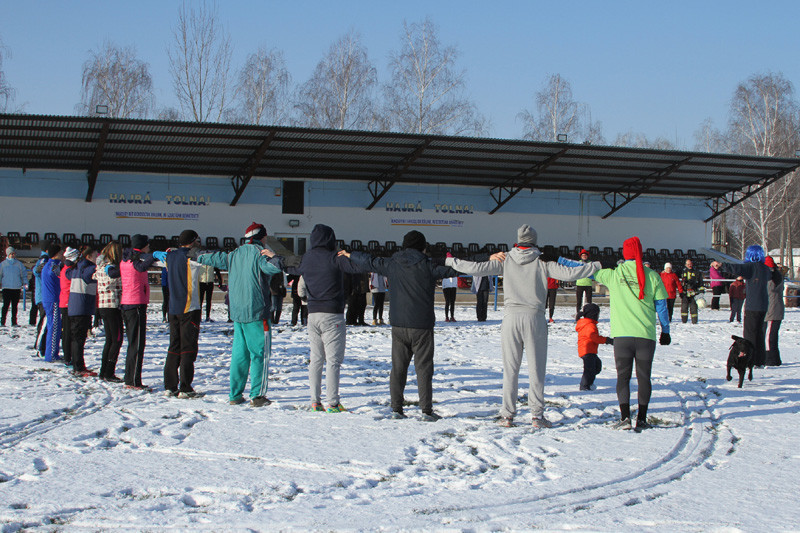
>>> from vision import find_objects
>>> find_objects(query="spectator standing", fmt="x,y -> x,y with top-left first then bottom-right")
40,243 -> 64,362
94,242 -> 124,382
370,271 -> 389,325
679,259 -> 704,324
709,261 -> 725,310
160,266 -> 169,322
728,276 -> 746,323
472,274 -> 494,322
269,271 -> 287,324
198,262 -> 218,322
442,270 -> 458,323
165,230 -> 204,398
574,249 -> 594,318
659,263 -> 683,322
32,243 -> 50,355
546,277 -> 559,323
287,274 -> 308,326
1,247 -> 27,326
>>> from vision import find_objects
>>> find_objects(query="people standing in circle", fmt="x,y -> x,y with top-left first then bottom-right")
269,271 -> 287,324
574,249 -> 593,319
546,277 -> 559,323
728,276 -> 746,323
370,271 -> 389,325
659,263 -> 682,322
679,258 -> 704,324
1,247 -> 27,327
709,261 -> 724,310
32,242 -> 51,356
472,273 -> 494,322
40,243 -> 64,362
160,266 -> 169,322
94,242 -> 124,382
287,274 -> 308,326
59,247 -> 80,367
575,303 -> 612,391
442,261 -> 458,323
594,236 -> 670,432
66,246 -> 100,377
198,261 -> 222,322
764,256 -> 785,367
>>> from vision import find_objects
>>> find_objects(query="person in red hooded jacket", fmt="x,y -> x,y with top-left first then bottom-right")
659,262 -> 683,322
546,277 -> 559,323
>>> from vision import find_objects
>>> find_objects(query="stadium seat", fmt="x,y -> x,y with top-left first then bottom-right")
573,245 -> 583,256
223,237 -> 237,250
26,232 -> 40,245
206,236 -> 219,250
152,235 -> 168,251
118,234 -> 131,247
497,243 -> 509,252
687,249 -> 697,258
99,233 -> 113,246
43,232 -> 59,244
589,246 -> 600,256
80,233 -> 94,247
542,244 -> 557,257
451,242 -> 466,257
467,243 -> 481,254
367,240 -> 382,253
335,239 -> 345,251
170,236 -> 180,248
559,245 -> 570,257
603,247 -> 615,256
484,243 -> 498,254
350,240 -> 364,252
384,241 -> 398,254
6,232 -> 21,246
240,237 -> 247,246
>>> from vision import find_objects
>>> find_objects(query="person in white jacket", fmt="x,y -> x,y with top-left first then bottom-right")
446,224 -> 601,429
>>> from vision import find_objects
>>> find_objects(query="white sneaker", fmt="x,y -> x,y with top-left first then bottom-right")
612,417 -> 633,430
531,416 -> 552,429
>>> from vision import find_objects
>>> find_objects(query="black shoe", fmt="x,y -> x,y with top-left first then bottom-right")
634,419 -> 653,433
421,411 -> 442,422
250,396 -> 271,407
102,375 -> 123,383
391,410 -> 407,419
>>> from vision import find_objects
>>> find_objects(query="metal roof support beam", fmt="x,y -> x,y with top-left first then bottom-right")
230,131 -> 276,206
703,167 -> 797,222
488,148 -> 568,214
601,158 -> 691,219
85,121 -> 110,202
366,140 -> 430,210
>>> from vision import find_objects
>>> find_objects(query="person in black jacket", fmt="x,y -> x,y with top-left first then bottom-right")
679,259 -> 704,324
285,224 -> 364,413
343,230 -> 458,421
721,245 -> 783,367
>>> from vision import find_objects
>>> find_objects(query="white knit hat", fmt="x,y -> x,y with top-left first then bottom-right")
64,247 -> 80,262
664,262 -> 672,270
5,246 -> 14,256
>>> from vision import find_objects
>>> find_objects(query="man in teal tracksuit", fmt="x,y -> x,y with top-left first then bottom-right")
198,223 -> 284,407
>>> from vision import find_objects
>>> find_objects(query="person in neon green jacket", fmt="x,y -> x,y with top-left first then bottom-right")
592,236 -> 670,433
198,222 -> 283,407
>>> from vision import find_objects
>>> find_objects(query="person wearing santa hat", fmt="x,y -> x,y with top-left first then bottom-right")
594,236 -> 671,432
197,222 -> 284,407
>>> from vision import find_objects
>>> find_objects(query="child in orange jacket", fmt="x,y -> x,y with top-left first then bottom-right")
576,303 -> 612,390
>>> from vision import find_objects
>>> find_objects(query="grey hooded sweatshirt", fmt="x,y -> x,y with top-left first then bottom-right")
446,247 -> 601,313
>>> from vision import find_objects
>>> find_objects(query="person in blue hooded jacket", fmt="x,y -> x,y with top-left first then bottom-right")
66,246 -> 100,376
284,224 -> 365,413
721,245 -> 783,367
32,243 -> 50,356
41,243 -> 64,362
198,222 -> 284,407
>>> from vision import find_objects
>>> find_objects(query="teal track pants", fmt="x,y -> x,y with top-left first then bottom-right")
230,320 -> 271,401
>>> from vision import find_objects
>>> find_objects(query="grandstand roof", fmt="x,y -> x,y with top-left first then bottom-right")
1,113 -> 798,221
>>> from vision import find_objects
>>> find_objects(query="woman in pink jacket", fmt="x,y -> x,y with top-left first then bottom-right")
709,261 -> 725,310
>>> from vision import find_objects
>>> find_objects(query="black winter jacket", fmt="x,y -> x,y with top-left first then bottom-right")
351,248 -> 457,329
285,224 -> 363,314
721,261 -> 782,312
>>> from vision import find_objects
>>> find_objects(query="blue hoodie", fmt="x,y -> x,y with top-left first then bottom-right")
66,258 -> 97,316
285,224 -> 363,314
41,258 -> 63,306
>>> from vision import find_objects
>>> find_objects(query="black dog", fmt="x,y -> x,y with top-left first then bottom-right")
727,335 -> 754,388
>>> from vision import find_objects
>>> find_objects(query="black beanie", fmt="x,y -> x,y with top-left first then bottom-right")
178,229 -> 199,246
402,230 -> 426,252
578,303 -> 600,321
132,234 -> 149,250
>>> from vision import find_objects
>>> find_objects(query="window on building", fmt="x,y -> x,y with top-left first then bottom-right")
282,181 -> 304,214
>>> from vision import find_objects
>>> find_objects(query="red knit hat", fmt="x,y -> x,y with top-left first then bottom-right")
245,222 -> 267,242
622,236 -> 646,299
580,249 -> 589,256
764,256 -> 776,268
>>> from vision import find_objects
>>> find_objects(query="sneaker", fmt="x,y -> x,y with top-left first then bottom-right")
102,376 -> 123,383
178,391 -> 202,399
164,390 -> 178,397
421,411 -> 442,422
372,320 -> 378,326
379,319 -> 385,325
531,416 -> 552,429
229,397 -> 246,405
74,369 -> 98,378
497,416 -> 514,428
326,403 -> 347,413
450,318 -> 456,323
391,410 -> 407,419
548,318 -> 555,324
125,384 -> 151,391
634,419 -> 653,433
250,396 -> 271,407
311,402 -> 325,412
612,417 -> 633,430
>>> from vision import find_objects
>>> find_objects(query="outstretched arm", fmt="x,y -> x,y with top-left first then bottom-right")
444,255 -> 504,276
547,259 -> 601,282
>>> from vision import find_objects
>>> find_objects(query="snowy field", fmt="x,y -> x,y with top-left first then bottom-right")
1,302 -> 799,532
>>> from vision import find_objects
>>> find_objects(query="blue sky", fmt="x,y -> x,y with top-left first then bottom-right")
2,1 -> 799,147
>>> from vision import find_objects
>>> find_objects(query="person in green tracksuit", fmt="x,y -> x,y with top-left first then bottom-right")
197,223 -> 284,407
574,249 -> 594,318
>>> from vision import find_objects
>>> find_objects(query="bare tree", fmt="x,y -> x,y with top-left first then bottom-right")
294,31 -> 378,130
518,74 -> 604,144
236,46 -> 290,125
693,118 -> 727,153
78,42 -> 154,118
168,2 -> 233,122
0,38 -> 15,112
613,131 -> 674,150
726,72 -> 799,255
383,18 -> 486,136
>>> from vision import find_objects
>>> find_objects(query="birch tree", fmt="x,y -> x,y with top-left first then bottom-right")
518,74 -> 604,144
613,131 -> 675,150
235,46 -> 290,125
168,2 -> 233,122
0,38 -> 15,112
78,42 -> 154,118
383,18 -> 486,135
294,31 -> 378,130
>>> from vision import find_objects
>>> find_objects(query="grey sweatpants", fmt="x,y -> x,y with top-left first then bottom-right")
500,310 -> 549,418
307,312 -> 346,406
613,337 -> 656,407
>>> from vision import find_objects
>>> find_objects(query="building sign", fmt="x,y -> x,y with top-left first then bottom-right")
390,218 -> 464,227
115,211 -> 199,220
109,193 -> 211,206
385,201 -> 475,214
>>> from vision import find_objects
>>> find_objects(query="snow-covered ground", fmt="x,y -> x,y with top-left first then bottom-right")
1,303 -> 799,532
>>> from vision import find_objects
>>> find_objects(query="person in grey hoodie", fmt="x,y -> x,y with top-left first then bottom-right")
764,256 -> 785,367
445,224 -> 601,429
